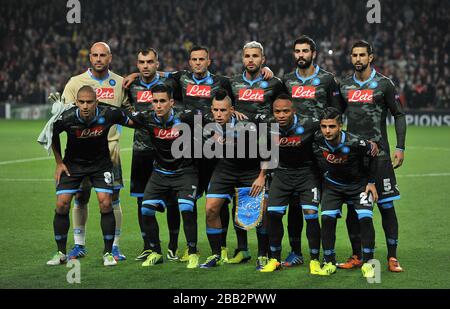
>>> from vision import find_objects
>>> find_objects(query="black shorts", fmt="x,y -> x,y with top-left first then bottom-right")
267,167 -> 321,214
374,158 -> 400,204
57,163 -> 114,195
195,158 -> 218,199
321,180 -> 374,219
130,151 -> 154,198
142,166 -> 198,212
206,162 -> 260,200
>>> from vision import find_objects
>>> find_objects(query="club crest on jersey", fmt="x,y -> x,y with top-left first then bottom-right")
239,88 -> 264,102
109,79 -> 116,86
95,88 -> 115,100
76,125 -> 104,138
154,127 -> 180,140
295,126 -> 305,134
186,84 -> 211,98
342,146 -> 350,154
97,117 -> 105,124
259,81 -> 269,89
206,77 -> 214,85
312,78 -> 321,86
137,90 -> 153,103
369,81 -> 378,89
322,150 -> 348,164
348,90 -> 373,103
292,86 -> 316,99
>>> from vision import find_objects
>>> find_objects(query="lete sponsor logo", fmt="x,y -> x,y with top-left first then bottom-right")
96,88 -> 115,100
186,84 -> 211,98
348,90 -> 373,103
137,91 -> 153,103
76,125 -> 104,138
154,127 -> 180,140
238,88 -> 264,102
322,151 -> 348,164
292,86 -> 316,99
275,136 -> 302,147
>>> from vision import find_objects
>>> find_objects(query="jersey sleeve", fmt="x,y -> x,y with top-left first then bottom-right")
274,79 -> 289,98
111,108 -> 131,126
220,76 -> 234,101
385,79 -> 406,150
327,77 -> 346,113
120,87 -> 132,112
52,116 -> 65,136
62,78 -> 77,105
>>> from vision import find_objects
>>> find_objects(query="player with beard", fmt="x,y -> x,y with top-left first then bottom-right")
61,42 -> 130,261
127,48 -> 182,262
227,41 -> 286,270
281,35 -> 343,267
338,40 -> 406,272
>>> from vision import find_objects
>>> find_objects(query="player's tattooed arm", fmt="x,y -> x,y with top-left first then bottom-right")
51,135 -> 70,185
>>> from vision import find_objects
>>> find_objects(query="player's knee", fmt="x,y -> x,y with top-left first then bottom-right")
55,202 -> 70,215
321,214 -> 336,225
179,203 -> 194,213
302,205 -> 319,220
98,199 -> 112,213
141,206 -> 156,217
112,190 -> 120,201
205,205 -> 220,220
75,190 -> 90,205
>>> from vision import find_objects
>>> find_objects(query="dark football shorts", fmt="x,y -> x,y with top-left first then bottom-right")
206,161 -> 260,201
267,167 -> 321,214
142,166 -> 199,212
373,158 -> 400,204
56,163 -> 114,195
130,151 -> 154,198
321,180 -> 374,219
195,158 -> 218,199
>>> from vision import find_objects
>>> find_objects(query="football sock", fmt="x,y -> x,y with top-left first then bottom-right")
346,204 -> 362,259
232,202 -> 248,251
268,212 -> 284,260
166,196 -> 180,252
100,211 -> 116,254
137,198 -> 151,250
72,200 -> 88,246
359,217 -> 375,262
112,199 -> 122,247
220,200 -> 230,247
304,212 -> 321,260
288,201 -> 303,255
181,210 -> 197,254
54,212 -> 69,254
141,206 -> 161,254
206,227 -> 222,256
256,227 -> 269,257
378,202 -> 398,259
321,215 -> 337,264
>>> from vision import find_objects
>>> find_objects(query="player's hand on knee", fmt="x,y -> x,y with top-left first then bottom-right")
55,163 -> 70,185
365,183 -> 378,203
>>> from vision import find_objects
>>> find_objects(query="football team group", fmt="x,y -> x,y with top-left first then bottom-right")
42,35 -> 406,279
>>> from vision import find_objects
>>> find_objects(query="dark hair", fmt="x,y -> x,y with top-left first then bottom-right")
212,88 -> 232,106
151,84 -> 172,98
77,85 -> 96,99
189,45 -> 209,58
320,107 -> 343,124
293,35 -> 317,53
273,93 -> 293,106
138,48 -> 158,60
351,40 -> 373,55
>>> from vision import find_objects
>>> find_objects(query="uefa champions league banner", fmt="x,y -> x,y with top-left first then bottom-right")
386,111 -> 450,127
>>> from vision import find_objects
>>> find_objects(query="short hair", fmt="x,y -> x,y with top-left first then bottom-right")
243,41 -> 264,56
189,45 -> 209,58
273,94 -> 293,106
212,88 -> 232,106
77,85 -> 96,99
293,35 -> 317,53
151,84 -> 172,99
138,48 -> 158,60
320,107 -> 343,124
351,40 -> 374,55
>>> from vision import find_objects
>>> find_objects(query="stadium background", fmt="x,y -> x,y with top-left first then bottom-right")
0,0 -> 449,289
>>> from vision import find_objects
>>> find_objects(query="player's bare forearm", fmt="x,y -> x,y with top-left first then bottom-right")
261,67 -> 273,80
122,72 -> 139,88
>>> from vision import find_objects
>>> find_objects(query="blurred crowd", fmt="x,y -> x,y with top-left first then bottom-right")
1,0 -> 449,110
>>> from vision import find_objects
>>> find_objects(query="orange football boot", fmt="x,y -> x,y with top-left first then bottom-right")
388,257 -> 404,272
336,255 -> 363,269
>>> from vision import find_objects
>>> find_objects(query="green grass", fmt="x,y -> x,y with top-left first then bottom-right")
0,120 -> 449,289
